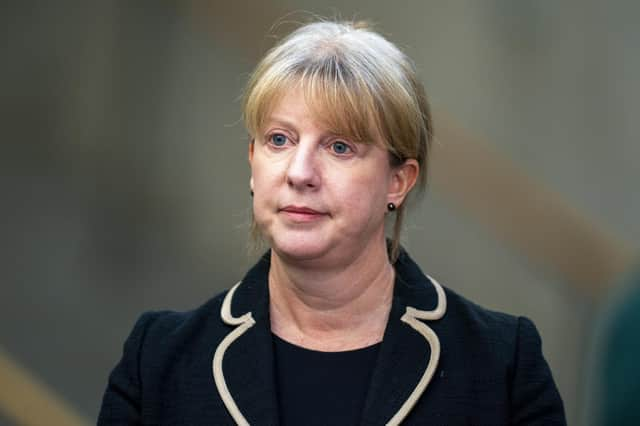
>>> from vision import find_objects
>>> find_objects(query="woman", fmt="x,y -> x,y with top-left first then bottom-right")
98,20 -> 566,425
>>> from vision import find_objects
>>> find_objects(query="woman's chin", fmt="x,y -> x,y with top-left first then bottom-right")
269,236 -> 332,263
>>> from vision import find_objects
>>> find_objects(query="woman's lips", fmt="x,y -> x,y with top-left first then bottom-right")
280,206 -> 327,222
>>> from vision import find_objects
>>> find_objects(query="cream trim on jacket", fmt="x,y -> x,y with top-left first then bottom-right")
212,277 -> 447,425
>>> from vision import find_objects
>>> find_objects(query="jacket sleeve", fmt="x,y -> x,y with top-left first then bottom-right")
510,316 -> 567,425
97,312 -> 158,425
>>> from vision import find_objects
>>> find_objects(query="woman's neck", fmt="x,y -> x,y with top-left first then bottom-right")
268,241 -> 394,351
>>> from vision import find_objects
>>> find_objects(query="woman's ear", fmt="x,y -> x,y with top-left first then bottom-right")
248,140 -> 255,192
387,159 -> 419,207
248,139 -> 255,162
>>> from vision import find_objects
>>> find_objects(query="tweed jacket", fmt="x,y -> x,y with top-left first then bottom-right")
98,250 -> 566,425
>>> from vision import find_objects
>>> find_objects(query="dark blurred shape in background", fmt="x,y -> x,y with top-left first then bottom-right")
589,267 -> 640,426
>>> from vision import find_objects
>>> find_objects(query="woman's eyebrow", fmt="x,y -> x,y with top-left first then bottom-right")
268,115 -> 344,135
265,116 -> 298,130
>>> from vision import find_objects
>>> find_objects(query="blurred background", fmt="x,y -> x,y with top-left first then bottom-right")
2,1 -> 639,425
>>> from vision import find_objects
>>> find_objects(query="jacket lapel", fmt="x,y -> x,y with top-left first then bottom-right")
360,251 -> 447,426
213,255 -> 280,425
213,250 -> 446,426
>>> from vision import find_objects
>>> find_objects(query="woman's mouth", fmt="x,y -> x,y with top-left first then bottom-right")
279,205 -> 327,222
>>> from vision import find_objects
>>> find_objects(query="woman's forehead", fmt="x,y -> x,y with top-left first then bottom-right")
260,84 -> 382,144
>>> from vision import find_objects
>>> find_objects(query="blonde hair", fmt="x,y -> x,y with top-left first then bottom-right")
243,20 -> 433,262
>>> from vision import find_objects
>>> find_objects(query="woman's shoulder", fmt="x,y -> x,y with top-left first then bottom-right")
124,288 -> 233,354
98,289 -> 236,424
433,283 -> 550,379
395,249 -> 526,339
443,286 -> 521,332
416,282 -> 565,424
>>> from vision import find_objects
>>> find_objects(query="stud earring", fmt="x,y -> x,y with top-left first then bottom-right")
387,202 -> 396,212
250,190 -> 254,197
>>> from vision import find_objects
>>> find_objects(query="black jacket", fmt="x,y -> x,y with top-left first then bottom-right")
98,250 -> 566,425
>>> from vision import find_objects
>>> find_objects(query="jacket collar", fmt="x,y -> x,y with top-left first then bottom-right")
212,249 -> 447,425
361,249 -> 447,425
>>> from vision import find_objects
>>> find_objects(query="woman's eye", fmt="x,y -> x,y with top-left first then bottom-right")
331,141 -> 351,154
269,133 -> 288,147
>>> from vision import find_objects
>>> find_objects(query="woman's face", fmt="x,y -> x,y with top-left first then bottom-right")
249,87 -> 416,267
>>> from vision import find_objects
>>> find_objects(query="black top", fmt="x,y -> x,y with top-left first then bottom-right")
273,333 -> 381,426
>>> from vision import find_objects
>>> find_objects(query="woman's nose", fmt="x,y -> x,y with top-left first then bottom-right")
286,144 -> 320,190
